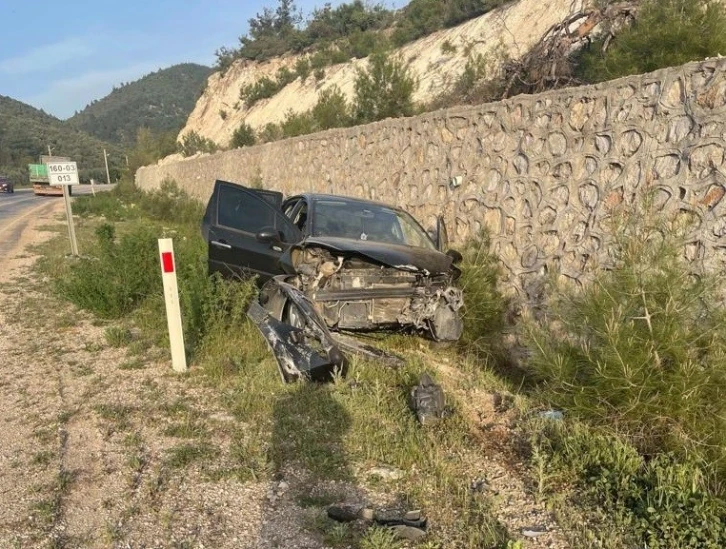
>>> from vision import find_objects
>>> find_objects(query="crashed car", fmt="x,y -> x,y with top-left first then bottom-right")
0,176 -> 13,193
201,180 -> 464,381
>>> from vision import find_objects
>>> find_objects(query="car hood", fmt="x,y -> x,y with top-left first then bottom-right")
302,236 -> 453,274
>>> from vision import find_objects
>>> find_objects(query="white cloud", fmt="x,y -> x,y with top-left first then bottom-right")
23,62 -> 161,119
0,36 -> 95,74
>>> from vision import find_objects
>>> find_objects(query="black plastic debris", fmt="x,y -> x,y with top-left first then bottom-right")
408,372 -> 446,424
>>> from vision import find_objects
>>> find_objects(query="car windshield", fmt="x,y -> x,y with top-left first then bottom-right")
311,199 -> 435,250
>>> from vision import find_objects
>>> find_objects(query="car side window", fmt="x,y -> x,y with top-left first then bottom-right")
291,200 -> 308,233
283,199 -> 299,219
217,184 -> 276,234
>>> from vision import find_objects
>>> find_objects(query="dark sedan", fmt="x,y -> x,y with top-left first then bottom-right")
0,176 -> 13,193
202,180 -> 463,381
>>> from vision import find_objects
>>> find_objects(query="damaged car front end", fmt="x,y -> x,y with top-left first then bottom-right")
202,180 -> 463,382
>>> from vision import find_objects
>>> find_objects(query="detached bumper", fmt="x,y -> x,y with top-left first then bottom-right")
247,278 -> 404,383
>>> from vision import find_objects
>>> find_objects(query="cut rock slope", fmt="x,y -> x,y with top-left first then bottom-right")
182,0 -> 587,147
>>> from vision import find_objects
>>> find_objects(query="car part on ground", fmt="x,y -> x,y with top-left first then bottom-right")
248,277 -> 405,382
408,372 -> 446,424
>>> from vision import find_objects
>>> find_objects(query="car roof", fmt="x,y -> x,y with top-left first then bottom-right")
295,193 -> 406,212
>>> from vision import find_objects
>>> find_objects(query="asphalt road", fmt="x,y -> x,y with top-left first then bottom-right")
0,185 -> 108,261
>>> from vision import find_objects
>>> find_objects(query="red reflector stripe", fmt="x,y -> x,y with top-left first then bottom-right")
161,251 -> 174,273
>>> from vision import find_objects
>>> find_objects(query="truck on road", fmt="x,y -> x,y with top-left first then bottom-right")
29,155 -> 71,197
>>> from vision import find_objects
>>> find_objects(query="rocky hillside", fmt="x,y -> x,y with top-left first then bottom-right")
181,0 -> 589,147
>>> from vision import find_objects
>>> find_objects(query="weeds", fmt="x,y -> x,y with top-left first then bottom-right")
104,326 -> 133,347
527,419 -> 726,548
165,443 -> 219,468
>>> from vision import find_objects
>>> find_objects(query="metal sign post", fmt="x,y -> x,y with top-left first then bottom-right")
47,161 -> 80,256
158,238 -> 188,372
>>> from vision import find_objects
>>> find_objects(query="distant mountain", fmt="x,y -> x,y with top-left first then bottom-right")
68,63 -> 213,144
0,95 -> 125,185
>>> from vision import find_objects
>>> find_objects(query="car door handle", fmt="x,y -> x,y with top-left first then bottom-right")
272,245 -> 282,252
211,240 -> 232,250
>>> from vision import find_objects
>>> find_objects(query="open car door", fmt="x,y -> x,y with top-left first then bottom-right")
203,180 -> 302,282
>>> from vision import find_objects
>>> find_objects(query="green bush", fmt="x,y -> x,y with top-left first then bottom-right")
525,203 -> 726,475
125,127 -> 178,174
294,58 -> 311,81
458,230 -> 508,362
579,0 -> 726,83
230,122 -> 257,148
72,179 -> 203,228
258,122 -> 284,143
58,223 -> 161,319
178,131 -> 218,157
354,51 -> 417,123
240,76 -> 281,107
312,86 -> 351,130
276,66 -> 296,87
280,110 -> 316,138
530,421 -> 726,548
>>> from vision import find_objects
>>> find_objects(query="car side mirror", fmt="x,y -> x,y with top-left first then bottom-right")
446,249 -> 463,265
256,227 -> 282,244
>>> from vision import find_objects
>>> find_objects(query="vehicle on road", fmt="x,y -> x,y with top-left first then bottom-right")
0,176 -> 13,193
28,156 -> 71,197
201,180 -> 464,381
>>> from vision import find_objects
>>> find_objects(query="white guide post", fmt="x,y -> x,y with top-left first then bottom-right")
158,238 -> 187,372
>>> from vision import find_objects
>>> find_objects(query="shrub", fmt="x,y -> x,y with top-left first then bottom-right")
458,230 -> 508,362
258,122 -> 284,143
55,180 -> 256,358
276,66 -> 296,87
178,131 -> 218,157
312,86 -> 351,130
126,127 -> 178,173
525,200 -> 726,475
441,39 -> 457,55
530,421 -> 726,548
240,76 -> 280,107
230,122 -> 257,148
353,51 -> 417,123
343,30 -> 384,59
58,223 -> 161,319
294,57 -> 311,81
579,0 -> 726,83
280,110 -> 316,138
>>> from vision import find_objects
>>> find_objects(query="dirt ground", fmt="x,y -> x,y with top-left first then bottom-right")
0,205 -> 571,548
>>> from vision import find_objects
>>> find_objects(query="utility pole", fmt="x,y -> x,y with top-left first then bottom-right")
47,145 -> 52,156
103,148 -> 111,185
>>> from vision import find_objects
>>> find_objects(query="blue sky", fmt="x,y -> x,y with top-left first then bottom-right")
0,0 -> 405,119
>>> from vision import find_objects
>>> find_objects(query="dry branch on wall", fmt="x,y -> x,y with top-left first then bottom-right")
501,1 -> 639,97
